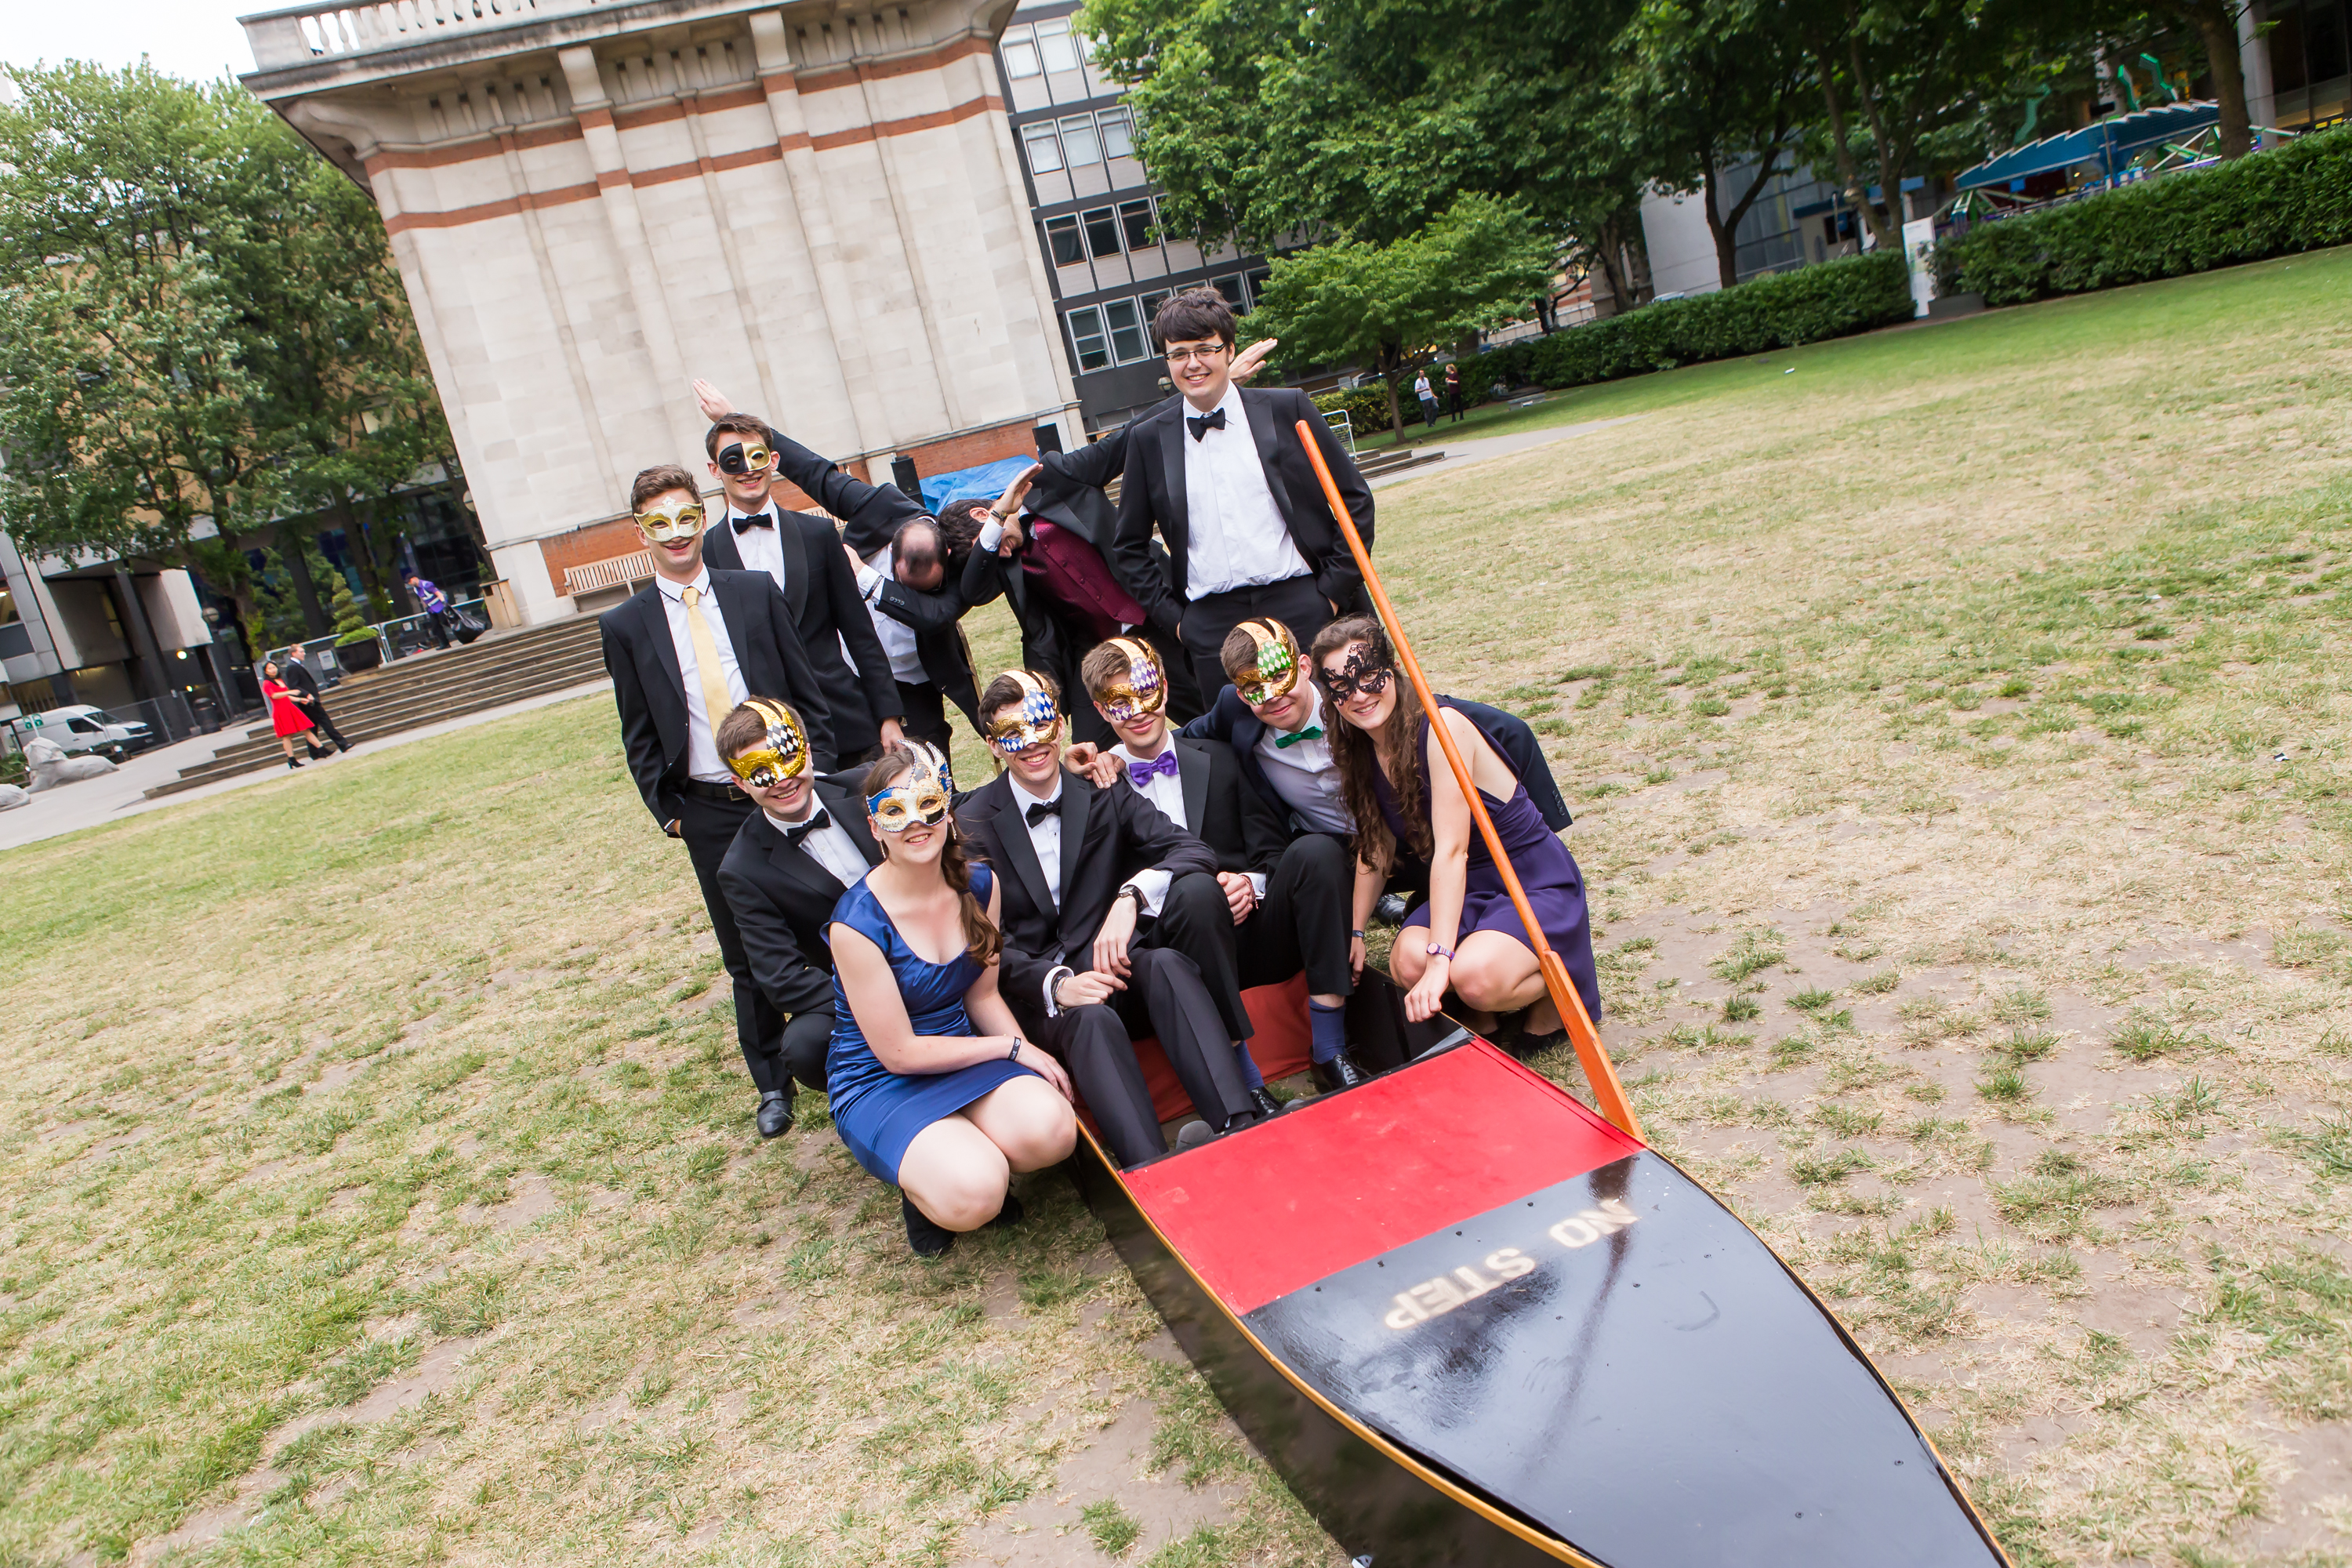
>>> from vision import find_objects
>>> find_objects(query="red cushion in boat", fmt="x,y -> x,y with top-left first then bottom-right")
1081,974 -> 1314,1131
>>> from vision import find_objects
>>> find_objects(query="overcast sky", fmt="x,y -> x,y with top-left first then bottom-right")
6,0 -> 260,86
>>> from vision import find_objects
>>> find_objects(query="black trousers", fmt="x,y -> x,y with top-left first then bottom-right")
1223,832 -> 1356,999
677,792 -> 788,1099
779,1006 -> 832,1094
893,681 -> 954,751
1177,575 -> 1333,714
1011,946 -> 1254,1169
303,697 -> 350,750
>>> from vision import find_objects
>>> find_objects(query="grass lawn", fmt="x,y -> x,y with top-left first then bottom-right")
6,245 -> 2352,1567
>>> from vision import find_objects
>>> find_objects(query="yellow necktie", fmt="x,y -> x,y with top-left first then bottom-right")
680,585 -> 738,741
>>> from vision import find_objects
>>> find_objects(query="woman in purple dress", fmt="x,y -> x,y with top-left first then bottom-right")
1309,616 -> 1600,1055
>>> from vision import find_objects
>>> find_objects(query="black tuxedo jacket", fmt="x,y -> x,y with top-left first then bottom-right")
715,774 -> 881,1018
1128,735 -> 1290,876
280,660 -> 325,699
956,770 -> 1218,1008
1112,385 -> 1374,635
867,570 -> 981,724
956,540 -> 1076,723
749,424 -> 931,557
1181,687 -> 1572,836
600,570 -> 837,829
702,507 -> 902,753
1028,425 -> 1130,550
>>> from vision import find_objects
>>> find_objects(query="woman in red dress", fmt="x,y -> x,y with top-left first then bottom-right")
261,660 -> 329,769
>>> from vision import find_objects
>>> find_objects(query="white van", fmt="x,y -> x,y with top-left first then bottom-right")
7,705 -> 154,760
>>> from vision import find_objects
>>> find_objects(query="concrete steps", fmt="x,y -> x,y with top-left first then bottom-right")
146,616 -> 609,797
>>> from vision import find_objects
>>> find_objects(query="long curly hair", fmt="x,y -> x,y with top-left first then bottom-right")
1309,615 -> 1428,869
860,746 -> 1000,966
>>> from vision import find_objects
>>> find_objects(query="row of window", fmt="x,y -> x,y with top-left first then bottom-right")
1020,106 -> 1136,176
1000,16 -> 1091,79
1065,271 -> 1269,372
1044,197 -> 1158,267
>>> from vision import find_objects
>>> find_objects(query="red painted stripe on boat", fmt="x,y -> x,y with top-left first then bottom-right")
1123,1040 -> 1645,1314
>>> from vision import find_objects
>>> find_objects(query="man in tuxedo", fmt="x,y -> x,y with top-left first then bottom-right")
599,464 -> 838,1131
278,645 -> 353,753
1080,637 -> 1370,1097
1112,288 -> 1376,703
856,517 -> 981,752
697,413 -> 906,760
713,699 -> 885,1136
956,670 -> 1261,1167
690,379 -> 930,558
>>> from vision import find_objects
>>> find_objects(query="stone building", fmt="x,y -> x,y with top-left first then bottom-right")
239,0 -> 1081,626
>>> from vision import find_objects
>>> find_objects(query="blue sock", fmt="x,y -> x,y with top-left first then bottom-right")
1309,998 -> 1348,1065
1234,1042 -> 1265,1090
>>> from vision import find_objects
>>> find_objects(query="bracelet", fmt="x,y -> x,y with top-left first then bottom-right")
1006,1036 -> 1023,1062
1351,928 -> 1365,939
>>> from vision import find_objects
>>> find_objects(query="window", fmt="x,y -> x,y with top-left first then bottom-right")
1139,289 -> 1170,327
1212,274 -> 1246,310
1104,299 -> 1149,362
1118,198 -> 1156,250
1036,17 -> 1080,72
1058,114 -> 1102,166
1083,207 -> 1123,257
1067,306 -> 1111,371
0,588 -> 16,626
1044,214 -> 1085,267
1022,122 -> 1063,175
1098,107 -> 1136,160
1243,267 -> 1271,307
1000,25 -> 1040,78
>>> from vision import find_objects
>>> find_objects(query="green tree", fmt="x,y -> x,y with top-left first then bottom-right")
1247,195 -> 1559,435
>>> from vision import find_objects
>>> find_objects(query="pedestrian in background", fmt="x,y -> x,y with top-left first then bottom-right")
405,569 -> 452,649
1443,361 -> 1465,423
260,660 -> 330,769
1414,368 -> 1440,430
278,645 -> 353,753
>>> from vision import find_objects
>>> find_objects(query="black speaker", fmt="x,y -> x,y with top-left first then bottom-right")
890,453 -> 920,502
1033,422 -> 1065,456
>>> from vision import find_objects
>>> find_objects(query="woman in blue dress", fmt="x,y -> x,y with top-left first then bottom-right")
1308,616 -> 1602,1057
827,746 -> 1077,1256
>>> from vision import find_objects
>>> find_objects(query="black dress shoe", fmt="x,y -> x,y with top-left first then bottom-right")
1374,892 -> 1410,924
1312,1051 -> 1371,1093
986,1192 -> 1026,1229
1512,1027 -> 1568,1061
903,1195 -> 956,1258
756,1091 -> 793,1138
1249,1087 -> 1287,1120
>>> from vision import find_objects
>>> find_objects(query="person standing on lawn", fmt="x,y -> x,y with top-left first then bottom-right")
1443,361 -> 1465,423
1414,368 -> 1440,429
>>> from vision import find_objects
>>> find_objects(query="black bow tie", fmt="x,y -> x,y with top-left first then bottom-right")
1025,799 -> 1059,828
1187,407 -> 1226,442
731,511 -> 775,534
783,808 -> 830,845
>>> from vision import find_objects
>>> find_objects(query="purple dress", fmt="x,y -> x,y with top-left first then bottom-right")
1370,699 -> 1602,1025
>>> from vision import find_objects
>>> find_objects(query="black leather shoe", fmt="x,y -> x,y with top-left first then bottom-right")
1374,892 -> 1410,924
1312,1051 -> 1370,1093
986,1192 -> 1026,1229
903,1195 -> 956,1258
756,1091 -> 793,1138
1249,1087 -> 1287,1120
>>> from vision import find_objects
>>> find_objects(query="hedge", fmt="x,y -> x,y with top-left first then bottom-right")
1478,249 -> 1915,393
1312,384 -> 1394,434
1936,122 -> 2352,306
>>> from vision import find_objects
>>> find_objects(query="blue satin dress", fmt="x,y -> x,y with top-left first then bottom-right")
825,865 -> 1036,1181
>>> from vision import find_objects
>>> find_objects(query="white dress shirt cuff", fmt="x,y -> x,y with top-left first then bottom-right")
857,562 -> 884,599
1125,870 -> 1170,918
1246,871 -> 1269,901
1044,964 -> 1074,1017
978,518 -> 1005,552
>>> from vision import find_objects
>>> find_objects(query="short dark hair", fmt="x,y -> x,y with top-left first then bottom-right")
1153,287 -> 1236,352
630,463 -> 699,514
978,667 -> 1059,725
934,498 -> 991,566
715,698 -> 798,760
1221,617 -> 1294,679
704,412 -> 768,461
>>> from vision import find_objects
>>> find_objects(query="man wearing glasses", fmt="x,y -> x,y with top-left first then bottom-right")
1109,288 -> 1377,705
599,463 -> 838,1133
695,412 -> 907,761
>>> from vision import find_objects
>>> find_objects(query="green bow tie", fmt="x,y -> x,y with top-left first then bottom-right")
1273,724 -> 1323,748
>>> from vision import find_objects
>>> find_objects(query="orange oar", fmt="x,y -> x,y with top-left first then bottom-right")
1294,420 -> 1641,1139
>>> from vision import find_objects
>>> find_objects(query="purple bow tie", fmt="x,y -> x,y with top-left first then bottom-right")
1127,751 -> 1179,786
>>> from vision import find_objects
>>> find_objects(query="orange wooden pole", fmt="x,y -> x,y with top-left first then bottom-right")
1294,420 -> 1642,1140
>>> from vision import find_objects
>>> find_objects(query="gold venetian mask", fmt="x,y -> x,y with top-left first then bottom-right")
1094,637 -> 1168,724
983,671 -> 1064,755
724,699 -> 812,789
717,441 -> 774,477
634,499 -> 706,543
866,753 -> 951,833
1232,619 -> 1301,707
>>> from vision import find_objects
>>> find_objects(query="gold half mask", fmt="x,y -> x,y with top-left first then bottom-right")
1094,637 -> 1167,724
983,670 -> 1064,754
1232,619 -> 1301,707
635,500 -> 706,543
717,441 -> 775,477
724,699 -> 811,789
866,752 -> 950,833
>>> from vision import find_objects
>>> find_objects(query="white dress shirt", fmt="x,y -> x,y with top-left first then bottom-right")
1113,740 -> 1265,910
766,803 -> 869,889
1256,684 -> 1353,834
727,505 -> 787,593
1014,775 -> 1076,1014
655,568 -> 748,782
857,550 -> 929,684
1180,384 -> 1309,600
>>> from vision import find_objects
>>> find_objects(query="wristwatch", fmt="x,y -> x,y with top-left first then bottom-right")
1424,941 -> 1455,960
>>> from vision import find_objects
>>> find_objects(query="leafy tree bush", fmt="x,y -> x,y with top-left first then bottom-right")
1482,250 -> 1913,390
1311,386 -> 1396,437
1935,124 -> 2352,305
329,579 -> 376,647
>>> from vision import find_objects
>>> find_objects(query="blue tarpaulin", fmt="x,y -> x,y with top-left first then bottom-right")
1955,101 -> 2220,190
917,456 -> 1036,514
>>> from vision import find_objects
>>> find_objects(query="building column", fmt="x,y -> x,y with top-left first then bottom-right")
2241,1 -> 2277,130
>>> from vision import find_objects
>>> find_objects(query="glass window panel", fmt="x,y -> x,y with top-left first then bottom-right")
1098,107 -> 1136,160
0,588 -> 17,626
1243,268 -> 1270,307
2271,2 -> 2309,95
1212,274 -> 1246,308
1067,307 -> 1110,372
1083,206 -> 1123,257
1139,289 -> 1171,326
1045,215 -> 1085,267
1022,122 -> 1064,174
1059,114 -> 1102,165
1119,198 -> 1156,250
1037,18 -> 1079,72
2310,0 -> 2349,85
1104,299 -> 1148,363
1002,38 -> 1040,78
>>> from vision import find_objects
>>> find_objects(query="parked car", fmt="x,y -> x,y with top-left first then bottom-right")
6,704 -> 153,760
